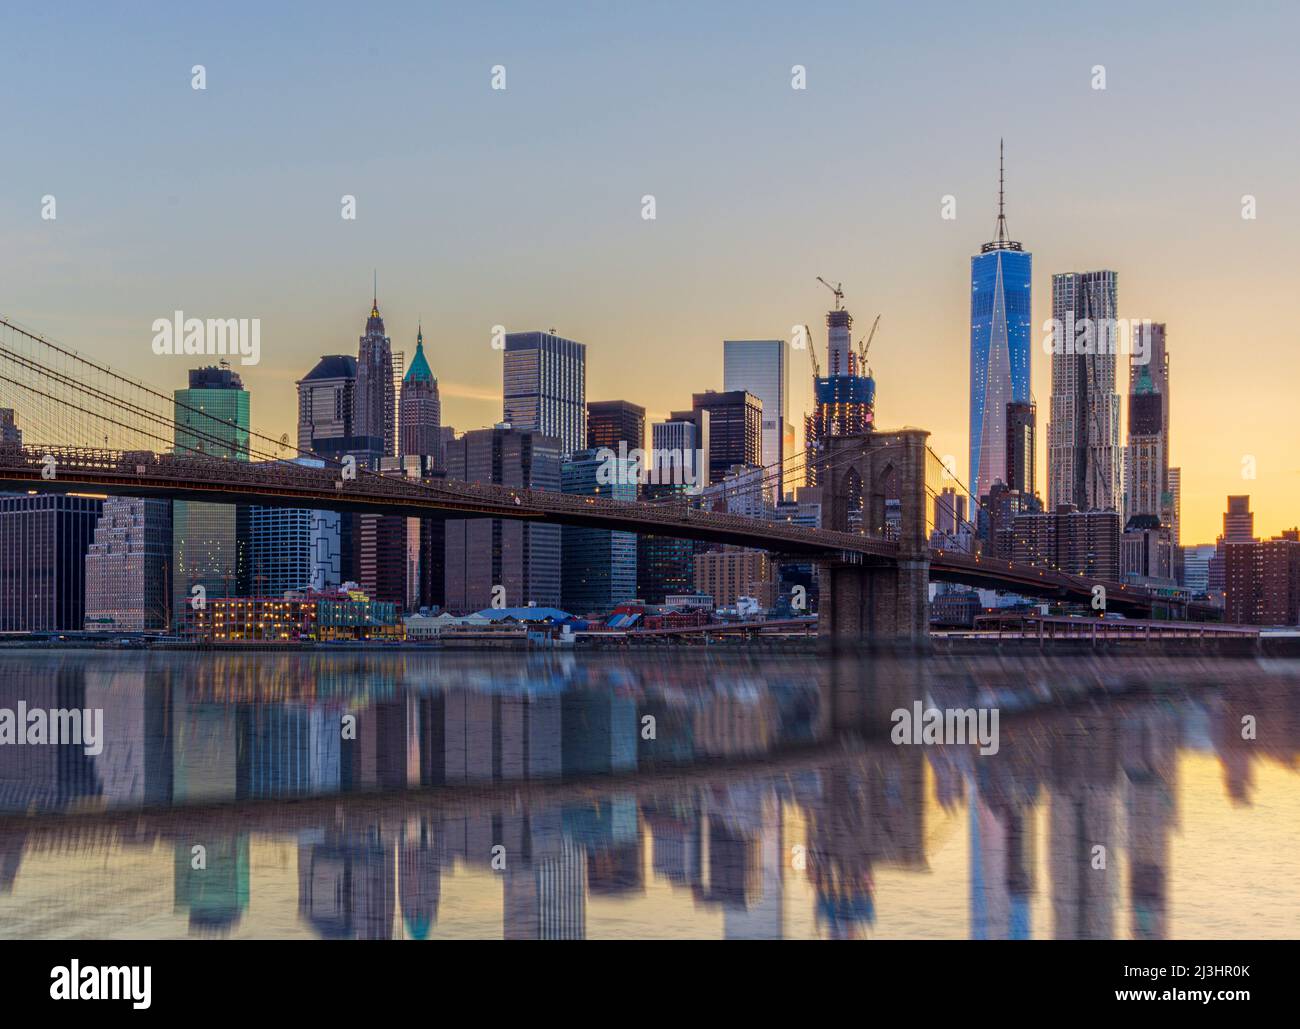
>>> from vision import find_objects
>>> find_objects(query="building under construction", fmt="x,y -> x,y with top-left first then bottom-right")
804,282 -> 876,493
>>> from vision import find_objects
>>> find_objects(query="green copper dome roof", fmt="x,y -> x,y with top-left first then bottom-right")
404,327 -> 434,383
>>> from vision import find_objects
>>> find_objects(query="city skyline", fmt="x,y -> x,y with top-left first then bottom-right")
4,3 -> 1299,545
0,4 -> 1297,963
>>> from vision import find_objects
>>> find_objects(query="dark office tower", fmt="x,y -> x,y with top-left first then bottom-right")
398,326 -> 441,461
1004,401 -> 1036,497
172,366 -> 250,628
1221,495 -> 1255,541
84,497 -> 173,631
296,355 -> 360,458
1125,366 -> 1164,524
1208,495 -> 1257,596
418,512 -> 445,611
1048,270 -> 1122,512
0,408 -> 21,445
443,426 -> 562,611
357,513 -> 407,607
1126,322 -> 1171,528
637,416 -> 706,603
587,400 -> 646,453
0,495 -> 102,632
562,449 -> 637,614
981,481 -> 1040,560
503,331 -> 587,458
692,390 -> 762,486
970,142 -> 1033,502
355,295 -> 395,461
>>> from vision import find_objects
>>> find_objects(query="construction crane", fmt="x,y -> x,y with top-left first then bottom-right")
816,276 -> 845,311
856,314 -> 881,374
804,325 -> 821,378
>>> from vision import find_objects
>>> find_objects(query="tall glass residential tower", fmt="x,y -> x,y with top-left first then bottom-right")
969,142 -> 1032,504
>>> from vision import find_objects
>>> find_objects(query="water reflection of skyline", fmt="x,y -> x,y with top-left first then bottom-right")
0,651 -> 1296,940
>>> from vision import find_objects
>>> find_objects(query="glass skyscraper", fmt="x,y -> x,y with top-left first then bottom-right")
637,417 -> 705,603
172,366 -> 251,627
723,340 -> 790,500
561,448 -> 637,614
0,494 -> 102,631
503,331 -> 587,458
249,505 -> 313,597
969,144 -> 1032,502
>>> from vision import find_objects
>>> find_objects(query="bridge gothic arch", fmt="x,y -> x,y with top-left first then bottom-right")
815,429 -> 931,642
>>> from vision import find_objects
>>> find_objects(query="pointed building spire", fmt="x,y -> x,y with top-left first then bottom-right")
995,138 -> 1009,244
404,323 -> 434,383
982,139 -> 1022,253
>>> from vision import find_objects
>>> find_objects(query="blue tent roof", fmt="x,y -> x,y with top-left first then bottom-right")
473,606 -> 574,622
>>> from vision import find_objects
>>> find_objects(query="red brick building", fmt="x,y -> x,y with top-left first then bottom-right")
1224,529 -> 1300,625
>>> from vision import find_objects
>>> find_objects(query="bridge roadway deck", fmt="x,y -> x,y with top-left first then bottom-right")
0,444 -> 1211,617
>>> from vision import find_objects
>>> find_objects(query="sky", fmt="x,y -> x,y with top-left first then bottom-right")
2,1 -> 1298,544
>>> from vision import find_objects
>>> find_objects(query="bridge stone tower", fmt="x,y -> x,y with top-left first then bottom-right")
817,428 -> 930,641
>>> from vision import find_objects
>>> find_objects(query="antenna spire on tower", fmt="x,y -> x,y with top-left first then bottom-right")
996,138 -> 1008,244
982,139 -> 1022,253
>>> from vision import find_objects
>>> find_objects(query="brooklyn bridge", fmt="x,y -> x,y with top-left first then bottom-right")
0,315 -> 1211,638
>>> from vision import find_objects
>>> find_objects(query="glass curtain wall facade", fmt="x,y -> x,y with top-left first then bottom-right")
172,367 -> 251,629
561,449 -> 637,614
723,340 -> 789,500
969,245 -> 1032,502
0,495 -> 103,631
503,332 -> 587,458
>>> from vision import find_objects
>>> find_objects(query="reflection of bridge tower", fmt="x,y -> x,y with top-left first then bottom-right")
1123,710 -> 1179,940
806,751 -> 927,938
816,429 -> 931,640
